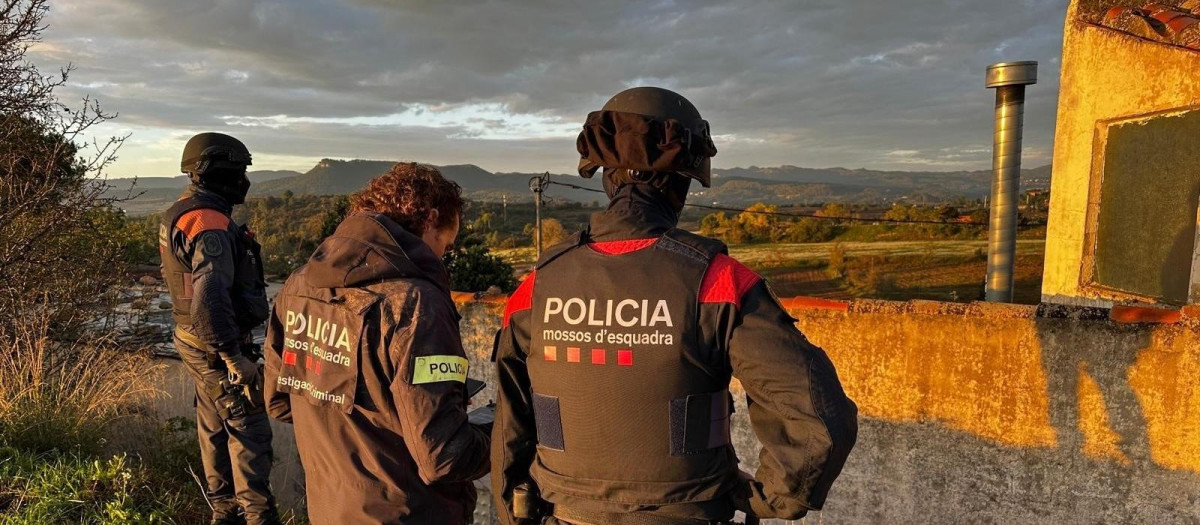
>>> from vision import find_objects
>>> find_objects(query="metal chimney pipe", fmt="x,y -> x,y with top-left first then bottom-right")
984,61 -> 1037,303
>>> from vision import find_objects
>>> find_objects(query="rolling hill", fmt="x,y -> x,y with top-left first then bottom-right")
698,165 -> 1053,205
105,170 -> 304,215
249,159 -> 605,203
108,158 -> 1053,215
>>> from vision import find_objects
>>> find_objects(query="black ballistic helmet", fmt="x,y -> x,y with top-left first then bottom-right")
181,132 -> 253,204
576,86 -> 717,187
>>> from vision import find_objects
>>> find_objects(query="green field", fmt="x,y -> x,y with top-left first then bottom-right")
497,239 -> 1046,304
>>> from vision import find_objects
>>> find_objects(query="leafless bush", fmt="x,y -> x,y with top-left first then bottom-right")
0,0 -> 130,336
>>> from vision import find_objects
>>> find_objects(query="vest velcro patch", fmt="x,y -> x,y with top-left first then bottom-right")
412,355 -> 468,385
669,391 -> 732,456
532,392 -> 565,451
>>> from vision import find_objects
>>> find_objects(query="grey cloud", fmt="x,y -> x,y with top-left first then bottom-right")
37,0 -> 1069,175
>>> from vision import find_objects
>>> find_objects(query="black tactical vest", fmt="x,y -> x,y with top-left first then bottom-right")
159,194 -> 268,332
527,229 -> 739,505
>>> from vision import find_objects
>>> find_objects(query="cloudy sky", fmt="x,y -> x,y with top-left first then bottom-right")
32,0 -> 1068,178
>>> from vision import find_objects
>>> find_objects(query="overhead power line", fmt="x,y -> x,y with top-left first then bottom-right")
541,179 -> 1046,227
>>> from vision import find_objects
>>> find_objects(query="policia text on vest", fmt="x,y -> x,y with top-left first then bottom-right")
542,296 -> 677,347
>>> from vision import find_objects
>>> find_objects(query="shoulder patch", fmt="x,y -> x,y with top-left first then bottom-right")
699,254 -> 762,307
503,271 -> 536,328
176,209 -> 231,240
412,355 -> 469,385
199,232 -> 225,257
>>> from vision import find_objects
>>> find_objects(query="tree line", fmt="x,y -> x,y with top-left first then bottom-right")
698,202 -> 1015,245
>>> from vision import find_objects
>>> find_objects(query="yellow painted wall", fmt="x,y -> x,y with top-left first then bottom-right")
790,303 -> 1200,474
1043,1 -> 1200,306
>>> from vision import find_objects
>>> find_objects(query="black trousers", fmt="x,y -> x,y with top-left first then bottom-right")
176,335 -> 276,523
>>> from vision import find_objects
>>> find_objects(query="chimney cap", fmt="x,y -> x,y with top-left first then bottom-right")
986,61 -> 1039,88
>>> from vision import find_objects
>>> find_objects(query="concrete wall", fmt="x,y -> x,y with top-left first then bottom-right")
783,298 -> 1200,523
153,295 -> 1200,523
1043,0 -> 1200,307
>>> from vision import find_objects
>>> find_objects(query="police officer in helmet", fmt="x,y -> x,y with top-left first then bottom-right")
492,87 -> 858,524
160,133 -> 280,525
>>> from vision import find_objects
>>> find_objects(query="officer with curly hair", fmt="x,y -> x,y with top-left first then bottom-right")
264,163 -> 491,524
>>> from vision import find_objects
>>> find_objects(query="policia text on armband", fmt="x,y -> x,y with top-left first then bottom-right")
413,355 -> 469,384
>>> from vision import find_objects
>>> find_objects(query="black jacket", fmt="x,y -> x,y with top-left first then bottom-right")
492,186 -> 858,522
159,186 -> 268,356
264,212 -> 490,524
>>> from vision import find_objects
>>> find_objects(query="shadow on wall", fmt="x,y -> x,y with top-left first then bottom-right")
1038,311 -> 1151,467
1022,311 -> 1190,520
786,299 -> 1200,523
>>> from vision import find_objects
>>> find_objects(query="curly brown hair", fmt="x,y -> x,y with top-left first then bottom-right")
351,162 -> 464,235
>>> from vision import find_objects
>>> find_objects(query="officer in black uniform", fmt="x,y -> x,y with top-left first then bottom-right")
492,87 -> 858,524
160,133 -> 280,525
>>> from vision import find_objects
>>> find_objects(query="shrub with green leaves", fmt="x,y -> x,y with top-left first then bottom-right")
443,234 -> 519,293
0,448 -> 206,524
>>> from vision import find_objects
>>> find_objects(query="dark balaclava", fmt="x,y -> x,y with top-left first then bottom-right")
602,168 -> 692,221
200,165 -> 252,205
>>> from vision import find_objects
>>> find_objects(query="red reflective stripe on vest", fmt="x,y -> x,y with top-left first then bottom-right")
176,208 -> 231,240
503,271 -> 537,328
587,238 -> 657,255
699,254 -> 761,307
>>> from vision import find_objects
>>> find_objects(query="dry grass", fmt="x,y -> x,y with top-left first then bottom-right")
0,318 -> 164,454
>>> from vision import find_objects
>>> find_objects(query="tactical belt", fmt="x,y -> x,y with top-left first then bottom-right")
173,327 -> 224,367
553,506 -> 716,525
207,374 -> 266,420
174,327 -> 208,352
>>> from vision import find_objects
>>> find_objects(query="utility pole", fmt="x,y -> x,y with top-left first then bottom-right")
984,61 -> 1037,303
529,173 -> 550,260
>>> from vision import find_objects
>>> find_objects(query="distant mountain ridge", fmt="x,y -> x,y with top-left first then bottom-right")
249,159 -> 604,202
107,158 -> 1052,215
700,164 -> 1053,205
105,169 -> 304,215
